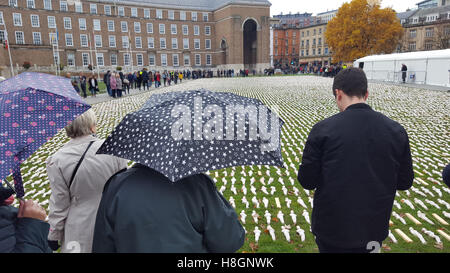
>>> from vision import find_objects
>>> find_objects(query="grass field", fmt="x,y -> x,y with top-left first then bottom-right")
7,75 -> 450,253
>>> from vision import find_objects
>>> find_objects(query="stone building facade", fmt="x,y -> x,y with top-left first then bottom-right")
0,0 -> 272,77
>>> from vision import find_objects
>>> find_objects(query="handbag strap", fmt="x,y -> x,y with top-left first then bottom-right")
68,141 -> 95,190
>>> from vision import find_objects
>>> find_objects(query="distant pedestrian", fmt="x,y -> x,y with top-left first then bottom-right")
88,75 -> 98,97
80,75 -> 87,98
401,64 -> 408,83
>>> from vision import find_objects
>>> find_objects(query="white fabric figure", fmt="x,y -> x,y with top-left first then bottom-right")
264,210 -> 271,225
422,228 -> 442,244
242,186 -> 247,196
417,211 -> 434,225
278,177 -> 285,186
254,227 -> 261,243
242,196 -> 249,209
231,185 -> 237,195
240,210 -> 247,224
229,197 -> 236,208
302,210 -> 311,225
270,186 -> 276,195
260,177 -> 266,185
277,210 -> 285,224
267,225 -> 276,241
261,186 -> 269,195
281,226 -> 291,242
252,196 -> 260,209
285,198 -> 292,209
444,211 -> 450,219
425,199 -> 440,209
252,210 -> 259,224
393,200 -> 402,210
304,189 -> 310,196
297,197 -> 307,209
388,230 -> 398,244
293,187 -> 299,196
409,228 -> 426,244
414,198 -> 428,210
268,177 -> 274,185
403,199 -> 415,210
282,186 -> 288,196
262,197 -> 269,208
392,211 -> 407,225
251,185 -> 257,195
290,210 -> 297,224
308,197 -> 314,208
296,226 -> 305,242
438,199 -> 450,210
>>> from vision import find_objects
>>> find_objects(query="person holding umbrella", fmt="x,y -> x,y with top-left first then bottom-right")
93,90 -> 284,253
46,109 -> 128,253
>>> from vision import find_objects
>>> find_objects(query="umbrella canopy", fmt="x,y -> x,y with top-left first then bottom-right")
0,72 -> 91,197
98,90 -> 284,182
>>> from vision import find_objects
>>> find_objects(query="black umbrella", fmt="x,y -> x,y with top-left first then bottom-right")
97,90 -> 284,182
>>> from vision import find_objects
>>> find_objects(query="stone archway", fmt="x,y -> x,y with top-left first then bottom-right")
243,19 -> 257,70
221,39 -> 227,65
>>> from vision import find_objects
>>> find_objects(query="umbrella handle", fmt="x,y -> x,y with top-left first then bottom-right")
2,179 -> 24,202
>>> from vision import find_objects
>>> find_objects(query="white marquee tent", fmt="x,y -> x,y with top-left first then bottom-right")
354,49 -> 450,87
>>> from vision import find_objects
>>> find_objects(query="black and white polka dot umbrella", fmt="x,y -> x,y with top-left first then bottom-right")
97,90 -> 284,182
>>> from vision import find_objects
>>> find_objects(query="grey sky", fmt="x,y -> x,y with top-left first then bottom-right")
270,0 -> 418,16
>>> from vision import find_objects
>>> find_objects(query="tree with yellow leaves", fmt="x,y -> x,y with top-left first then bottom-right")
325,0 -> 403,62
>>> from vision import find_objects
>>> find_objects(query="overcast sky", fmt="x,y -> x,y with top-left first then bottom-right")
269,0 -> 417,16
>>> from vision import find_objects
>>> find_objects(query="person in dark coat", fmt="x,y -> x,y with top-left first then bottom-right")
104,71 -> 111,96
0,186 -> 52,253
443,164 -> 450,188
80,75 -> 87,98
88,75 -> 98,97
92,164 -> 245,253
401,64 -> 408,83
297,68 -> 414,253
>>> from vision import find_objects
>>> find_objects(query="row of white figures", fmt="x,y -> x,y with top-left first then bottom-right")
252,225 -> 306,243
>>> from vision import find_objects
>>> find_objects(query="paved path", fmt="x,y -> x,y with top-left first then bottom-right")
368,79 -> 450,92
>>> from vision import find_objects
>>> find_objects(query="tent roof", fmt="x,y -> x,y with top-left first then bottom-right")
355,49 -> 450,62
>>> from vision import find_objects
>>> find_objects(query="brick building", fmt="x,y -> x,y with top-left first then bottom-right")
0,0 -> 272,77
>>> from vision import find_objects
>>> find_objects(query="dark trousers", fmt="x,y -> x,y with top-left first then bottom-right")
402,72 -> 407,83
111,89 -> 117,98
116,89 -> 122,98
315,238 -> 382,253
143,80 -> 149,90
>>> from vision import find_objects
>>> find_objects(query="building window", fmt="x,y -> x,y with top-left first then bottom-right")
82,53 -> 89,66
156,9 -> 163,19
104,5 -> 111,16
147,23 -> 153,33
131,8 -> 138,17
160,38 -> 166,49
195,54 -> 201,66
149,54 -> 155,66
161,54 -> 167,66
409,42 -> 416,51
445,26 -> 450,36
121,21 -> 128,32
425,42 -> 433,50
49,33 -> 57,45
194,39 -> 200,49
206,54 -> 211,65
410,30 -> 417,38
65,33 -> 73,46
172,38 -> 178,49
184,54 -> 190,66
318,38 -> 322,45
75,2 -> 83,13
31,15 -> 40,27
96,53 -> 104,66
180,11 -> 186,21
144,9 -> 150,19
426,28 -> 434,38
205,39 -> 211,49
79,18 -> 87,30
194,25 -> 200,36
183,25 -> 189,35
110,54 -> 117,66
9,0 -> 17,7
107,20 -> 115,32
136,53 -> 143,66
27,0 -> 35,8
109,35 -> 116,47
203,13 -> 208,22
44,0 -> 52,10
183,38 -> 189,49
13,13 -> 22,27
64,17 -> 72,29
159,24 -> 165,34
205,26 -> 211,36
325,48 -> 329,55
122,36 -> 129,48
318,48 -> 322,55
134,22 -> 141,33
32,32 -> 41,45
0,12 -> 3,25
168,10 -> 175,20
124,53 -> 130,65
118,6 -> 125,16
170,54 -> 179,66
147,37 -> 154,48
0,31 -> 4,42
80,34 -> 88,47
67,53 -> 75,66
192,12 -> 197,21
60,1 -> 68,11
171,24 -> 177,35
90,4 -> 97,14
135,37 -> 142,48
93,19 -> 101,31
313,48 -> 316,55
95,35 -> 102,47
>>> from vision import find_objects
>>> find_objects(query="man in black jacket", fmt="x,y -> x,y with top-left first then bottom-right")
297,68 -> 414,253
0,186 -> 52,253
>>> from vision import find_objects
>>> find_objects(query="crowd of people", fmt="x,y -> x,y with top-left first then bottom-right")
1,68 -> 449,254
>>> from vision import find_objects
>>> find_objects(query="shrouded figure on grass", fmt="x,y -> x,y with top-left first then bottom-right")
297,68 -> 414,253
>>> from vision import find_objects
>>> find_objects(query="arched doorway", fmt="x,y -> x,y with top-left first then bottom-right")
243,19 -> 257,70
221,39 -> 227,65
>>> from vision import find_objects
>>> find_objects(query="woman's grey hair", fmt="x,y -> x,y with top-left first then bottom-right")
65,109 -> 97,138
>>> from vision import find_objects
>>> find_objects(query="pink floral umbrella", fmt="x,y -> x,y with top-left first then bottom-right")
0,72 -> 90,198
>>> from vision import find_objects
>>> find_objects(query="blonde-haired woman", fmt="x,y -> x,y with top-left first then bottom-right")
46,109 -> 128,253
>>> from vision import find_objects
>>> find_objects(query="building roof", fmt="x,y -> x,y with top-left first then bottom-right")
412,4 -> 450,16
96,0 -> 271,11
397,9 -> 419,20
317,10 -> 337,16
355,49 -> 450,62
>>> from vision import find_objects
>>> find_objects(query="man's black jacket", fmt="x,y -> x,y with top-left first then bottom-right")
298,103 -> 414,248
